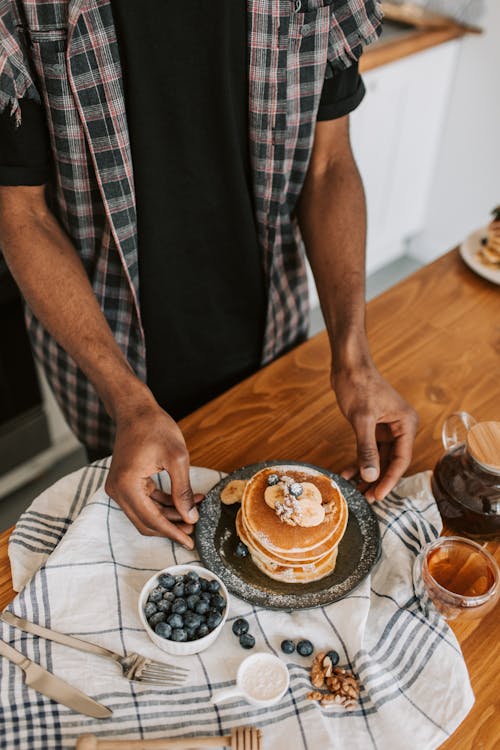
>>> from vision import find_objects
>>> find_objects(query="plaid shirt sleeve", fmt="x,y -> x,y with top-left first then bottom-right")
0,0 -> 41,122
327,0 -> 383,71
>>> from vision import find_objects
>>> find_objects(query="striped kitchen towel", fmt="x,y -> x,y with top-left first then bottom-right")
2,462 -> 473,750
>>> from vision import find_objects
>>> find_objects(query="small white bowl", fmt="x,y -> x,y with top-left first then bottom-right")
138,563 -> 229,656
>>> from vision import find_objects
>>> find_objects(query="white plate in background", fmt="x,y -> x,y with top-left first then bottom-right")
459,226 -> 500,286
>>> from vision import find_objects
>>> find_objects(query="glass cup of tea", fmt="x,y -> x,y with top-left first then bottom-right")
413,536 -> 499,620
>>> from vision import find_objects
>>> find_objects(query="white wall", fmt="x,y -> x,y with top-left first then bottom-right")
351,39 -> 459,275
409,0 -> 500,261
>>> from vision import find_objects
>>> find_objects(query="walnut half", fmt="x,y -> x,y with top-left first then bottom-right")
308,651 -> 360,710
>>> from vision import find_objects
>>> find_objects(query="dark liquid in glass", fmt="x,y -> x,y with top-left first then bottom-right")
432,445 -> 500,540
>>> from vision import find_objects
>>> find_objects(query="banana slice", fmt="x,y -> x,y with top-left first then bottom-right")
264,484 -> 285,509
221,479 -> 247,505
296,497 -> 325,527
299,482 -> 323,505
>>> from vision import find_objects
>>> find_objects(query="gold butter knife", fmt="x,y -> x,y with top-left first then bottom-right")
0,638 -> 112,719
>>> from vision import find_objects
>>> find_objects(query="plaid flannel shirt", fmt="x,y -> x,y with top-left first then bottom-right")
0,0 -> 382,453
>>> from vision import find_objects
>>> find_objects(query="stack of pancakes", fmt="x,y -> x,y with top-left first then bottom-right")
478,207 -> 500,268
236,465 -> 348,584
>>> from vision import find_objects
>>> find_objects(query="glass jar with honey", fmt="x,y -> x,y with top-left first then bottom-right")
431,412 -> 500,540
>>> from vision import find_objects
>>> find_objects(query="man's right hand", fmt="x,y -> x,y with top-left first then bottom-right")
105,399 -> 202,548
0,187 -> 201,547
0,185 -> 202,549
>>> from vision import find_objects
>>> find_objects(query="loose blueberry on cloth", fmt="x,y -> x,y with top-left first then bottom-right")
3,460 -> 473,750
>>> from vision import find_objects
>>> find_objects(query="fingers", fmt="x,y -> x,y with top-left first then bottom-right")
338,463 -> 374,504
105,475 -> 195,548
344,412 -> 417,502
364,441 -> 392,499
340,464 -> 359,480
105,405 -> 204,546
150,490 -> 205,508
134,491 -> 195,547
168,445 -> 199,524
352,414 -> 380,484
150,490 -> 204,523
372,429 -> 415,501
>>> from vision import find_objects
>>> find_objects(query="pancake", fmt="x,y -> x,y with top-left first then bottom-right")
252,546 -> 339,584
237,509 -> 341,582
241,465 -> 347,555
236,509 -> 337,568
236,506 -> 346,565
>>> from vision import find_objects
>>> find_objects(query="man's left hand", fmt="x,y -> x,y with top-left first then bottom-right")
332,365 -> 418,501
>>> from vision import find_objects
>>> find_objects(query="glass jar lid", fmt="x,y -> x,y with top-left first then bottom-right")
466,422 -> 500,476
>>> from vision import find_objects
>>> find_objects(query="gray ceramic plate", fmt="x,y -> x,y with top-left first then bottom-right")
195,461 -> 381,610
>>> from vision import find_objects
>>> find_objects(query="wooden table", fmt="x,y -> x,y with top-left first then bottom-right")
0,249 -> 498,748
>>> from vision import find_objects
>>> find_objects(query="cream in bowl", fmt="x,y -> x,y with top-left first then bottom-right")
211,653 -> 290,707
138,564 -> 229,656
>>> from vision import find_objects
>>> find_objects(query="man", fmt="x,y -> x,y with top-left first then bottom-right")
0,0 -> 417,549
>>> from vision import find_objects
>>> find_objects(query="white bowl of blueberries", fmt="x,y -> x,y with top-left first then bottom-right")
139,564 -> 229,656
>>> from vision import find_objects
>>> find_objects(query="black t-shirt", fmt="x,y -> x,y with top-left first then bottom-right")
0,4 -> 365,420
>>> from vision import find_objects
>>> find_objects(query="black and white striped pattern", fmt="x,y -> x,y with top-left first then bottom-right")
2,466 -> 473,750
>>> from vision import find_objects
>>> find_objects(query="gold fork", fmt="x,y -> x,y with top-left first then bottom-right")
1,611 -> 188,686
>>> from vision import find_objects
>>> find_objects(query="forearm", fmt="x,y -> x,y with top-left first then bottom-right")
296,119 -> 417,494
296,135 -> 372,374
0,186 -> 153,422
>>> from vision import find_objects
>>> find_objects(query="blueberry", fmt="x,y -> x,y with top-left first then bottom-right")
197,624 -> 210,638
173,583 -> 185,598
200,592 -> 211,602
235,541 -> 249,558
167,613 -> 184,629
172,628 -> 188,642
144,602 -> 158,618
148,587 -> 164,603
155,621 -> 172,639
289,482 -> 303,497
200,578 -> 209,591
195,599 -> 210,616
206,611 -> 223,630
239,633 -> 255,649
267,474 -> 279,486
186,627 -> 198,641
326,650 -> 339,667
159,573 -> 175,590
172,598 -> 187,615
185,570 -> 200,582
211,594 -> 226,611
185,581 -> 201,596
281,639 -> 295,655
175,575 -> 184,584
148,612 -> 166,627
184,611 -> 202,630
157,599 -> 172,613
163,591 -> 176,603
232,618 -> 249,636
207,579 -> 220,593
297,639 -> 314,657
186,594 -> 200,610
